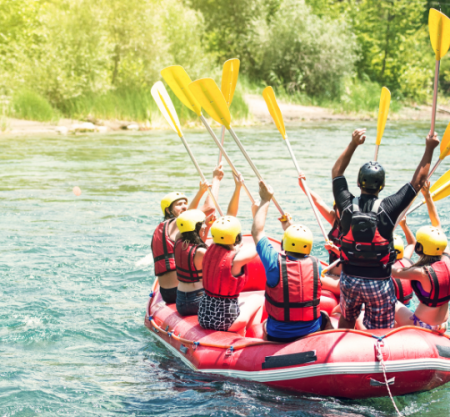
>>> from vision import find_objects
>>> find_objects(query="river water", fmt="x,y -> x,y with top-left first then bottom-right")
2,121 -> 450,416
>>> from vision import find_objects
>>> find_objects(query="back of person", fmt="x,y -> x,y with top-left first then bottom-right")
174,209 -> 207,316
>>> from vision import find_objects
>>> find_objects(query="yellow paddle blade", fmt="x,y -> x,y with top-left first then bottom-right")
151,82 -> 182,137
429,8 -> 450,61
262,86 -> 287,140
431,179 -> 450,202
161,66 -> 202,116
189,78 -> 231,129
430,168 -> 450,193
375,87 -> 391,146
439,121 -> 450,159
221,58 -> 240,107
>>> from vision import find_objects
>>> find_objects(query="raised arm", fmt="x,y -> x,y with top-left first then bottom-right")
201,164 -> 224,213
189,181 -> 210,210
399,217 -> 416,259
422,180 -> 441,228
227,172 -> 244,217
410,132 -> 439,191
251,180 -> 274,245
298,172 -> 336,225
332,129 -> 366,179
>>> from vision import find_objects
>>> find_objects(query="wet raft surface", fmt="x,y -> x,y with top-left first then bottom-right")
2,122 -> 450,415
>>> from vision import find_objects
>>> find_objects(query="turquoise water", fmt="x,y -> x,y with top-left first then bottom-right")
2,121 -> 450,416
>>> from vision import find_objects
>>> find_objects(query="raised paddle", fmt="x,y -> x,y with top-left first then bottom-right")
407,168 -> 450,215
262,86 -> 331,242
427,121 -> 450,180
189,78 -> 285,216
374,87 -> 391,162
160,65 -> 255,205
218,58 -> 240,165
428,8 -> 450,134
151,81 -> 223,216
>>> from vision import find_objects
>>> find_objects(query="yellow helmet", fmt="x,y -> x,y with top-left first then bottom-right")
160,192 -> 187,215
393,234 -> 404,260
176,209 -> 205,234
416,226 -> 448,256
211,216 -> 241,245
283,224 -> 313,255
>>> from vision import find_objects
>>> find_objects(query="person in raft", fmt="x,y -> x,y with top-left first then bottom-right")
298,172 -> 342,296
151,165 -> 224,304
174,173 -> 247,316
197,215 -> 262,335
251,180 -> 333,343
393,181 -> 450,332
391,217 -> 416,309
332,128 -> 439,329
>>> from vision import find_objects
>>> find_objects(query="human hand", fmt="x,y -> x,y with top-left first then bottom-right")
351,128 -> 366,147
278,212 -> 293,230
421,180 -> 431,198
213,163 -> 224,181
298,172 -> 306,193
233,171 -> 244,188
325,242 -> 339,255
426,131 -> 439,150
398,216 -> 407,227
205,213 -> 217,226
199,180 -> 211,193
259,180 -> 274,202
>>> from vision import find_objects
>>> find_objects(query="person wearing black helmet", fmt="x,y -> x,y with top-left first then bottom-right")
332,128 -> 439,329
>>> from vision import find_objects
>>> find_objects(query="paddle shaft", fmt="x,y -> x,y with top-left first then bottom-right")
285,139 -> 329,241
179,135 -> 224,216
427,158 -> 442,181
431,60 -> 440,135
406,200 -> 424,216
321,259 -> 340,277
374,145 -> 380,162
227,127 -> 284,215
199,115 -> 255,204
217,126 -> 226,165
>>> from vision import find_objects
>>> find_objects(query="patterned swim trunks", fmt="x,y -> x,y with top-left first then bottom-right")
340,272 -> 397,329
198,294 -> 240,331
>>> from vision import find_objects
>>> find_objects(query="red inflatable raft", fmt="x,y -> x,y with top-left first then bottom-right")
144,235 -> 450,398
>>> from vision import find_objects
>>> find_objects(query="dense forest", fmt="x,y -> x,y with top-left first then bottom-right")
1,0 -> 449,122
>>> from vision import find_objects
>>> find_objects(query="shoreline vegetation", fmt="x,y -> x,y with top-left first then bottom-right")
2,0 -> 450,135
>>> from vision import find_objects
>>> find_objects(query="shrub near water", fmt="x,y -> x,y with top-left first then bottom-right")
11,90 -> 58,122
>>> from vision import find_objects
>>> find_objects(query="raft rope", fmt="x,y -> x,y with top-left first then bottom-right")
374,336 -> 402,416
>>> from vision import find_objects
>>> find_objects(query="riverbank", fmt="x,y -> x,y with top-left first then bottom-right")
2,95 -> 450,135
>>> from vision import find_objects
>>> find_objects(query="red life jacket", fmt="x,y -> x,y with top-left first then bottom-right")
151,219 -> 176,276
264,253 -> 321,322
392,258 -> 413,304
327,221 -> 341,263
202,244 -> 247,299
174,240 -> 203,283
340,198 -> 396,275
412,254 -> 450,307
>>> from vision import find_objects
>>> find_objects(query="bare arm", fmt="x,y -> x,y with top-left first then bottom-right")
194,247 -> 206,271
189,181 -> 209,210
332,129 -> 366,179
227,172 -> 244,217
201,164 -> 224,213
231,244 -> 258,276
410,132 -> 439,191
251,180 -> 274,245
298,172 -> 336,225
392,265 -> 428,284
399,217 -> 416,259
422,180 -> 441,228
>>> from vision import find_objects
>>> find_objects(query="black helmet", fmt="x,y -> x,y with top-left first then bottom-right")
357,161 -> 385,192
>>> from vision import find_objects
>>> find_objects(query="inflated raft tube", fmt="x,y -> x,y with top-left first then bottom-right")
145,235 -> 450,399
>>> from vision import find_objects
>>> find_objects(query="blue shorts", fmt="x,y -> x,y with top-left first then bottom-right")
340,272 -> 397,329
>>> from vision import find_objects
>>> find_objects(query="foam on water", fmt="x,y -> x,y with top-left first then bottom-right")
1,122 -> 450,416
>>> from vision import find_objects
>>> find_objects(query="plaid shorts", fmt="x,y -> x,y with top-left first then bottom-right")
340,272 -> 397,329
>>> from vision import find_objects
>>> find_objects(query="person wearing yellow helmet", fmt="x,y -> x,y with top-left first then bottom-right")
393,182 -> 450,332
198,209 -> 262,334
391,217 -> 416,309
251,180 -> 332,343
151,164 -> 224,304
332,128 -> 439,330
